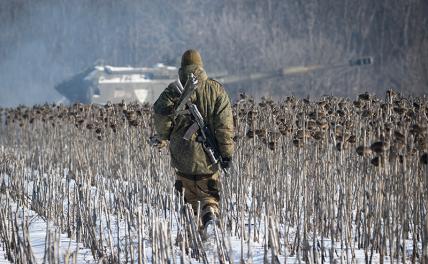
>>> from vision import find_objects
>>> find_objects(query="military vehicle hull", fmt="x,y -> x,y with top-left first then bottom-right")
55,64 -> 177,105
92,76 -> 169,104
55,57 -> 373,104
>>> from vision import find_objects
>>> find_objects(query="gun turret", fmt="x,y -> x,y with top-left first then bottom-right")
214,56 -> 374,84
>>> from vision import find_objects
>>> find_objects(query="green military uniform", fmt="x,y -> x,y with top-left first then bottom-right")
153,50 -> 234,227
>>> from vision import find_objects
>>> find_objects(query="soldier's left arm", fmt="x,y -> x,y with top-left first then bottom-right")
153,85 -> 178,140
212,89 -> 234,158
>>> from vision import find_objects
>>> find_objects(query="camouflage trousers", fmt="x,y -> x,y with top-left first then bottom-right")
174,170 -> 220,227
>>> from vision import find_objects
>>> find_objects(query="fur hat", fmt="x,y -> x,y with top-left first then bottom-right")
181,49 -> 203,68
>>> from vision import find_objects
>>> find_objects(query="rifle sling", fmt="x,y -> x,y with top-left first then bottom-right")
175,75 -> 197,113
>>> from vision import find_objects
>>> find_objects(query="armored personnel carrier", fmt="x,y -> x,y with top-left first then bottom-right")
55,57 -> 373,104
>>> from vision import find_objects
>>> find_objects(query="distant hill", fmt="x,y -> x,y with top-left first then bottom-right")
0,0 -> 427,106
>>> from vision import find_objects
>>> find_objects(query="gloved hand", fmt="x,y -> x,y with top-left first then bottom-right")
156,140 -> 168,149
220,157 -> 232,170
149,135 -> 168,149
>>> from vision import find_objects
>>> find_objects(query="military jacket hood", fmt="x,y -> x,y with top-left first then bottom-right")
179,64 -> 208,85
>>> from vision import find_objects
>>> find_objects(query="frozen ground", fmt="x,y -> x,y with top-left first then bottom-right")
0,201 -> 95,263
0,200 -> 291,263
0,173 -> 293,263
0,173 -> 419,263
1,204 -> 411,263
0,245 -> 7,264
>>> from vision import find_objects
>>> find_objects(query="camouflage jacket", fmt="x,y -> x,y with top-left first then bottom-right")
153,65 -> 234,175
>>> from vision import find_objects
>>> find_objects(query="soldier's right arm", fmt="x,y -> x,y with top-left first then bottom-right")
153,85 -> 178,140
212,87 -> 234,159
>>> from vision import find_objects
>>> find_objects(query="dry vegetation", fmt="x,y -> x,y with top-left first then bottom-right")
0,91 -> 427,263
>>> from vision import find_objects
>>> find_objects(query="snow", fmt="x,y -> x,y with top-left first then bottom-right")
98,74 -> 151,84
0,201 -> 95,263
0,172 -> 294,263
0,244 -> 8,264
0,171 -> 420,263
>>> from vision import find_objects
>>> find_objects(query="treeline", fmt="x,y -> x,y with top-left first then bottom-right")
0,0 -> 427,106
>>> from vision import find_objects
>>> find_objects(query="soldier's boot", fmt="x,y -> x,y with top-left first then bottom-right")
201,210 -> 219,240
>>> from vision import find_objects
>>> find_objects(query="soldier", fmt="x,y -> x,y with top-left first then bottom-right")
153,49 -> 234,235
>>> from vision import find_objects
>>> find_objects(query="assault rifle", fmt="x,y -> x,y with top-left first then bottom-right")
172,74 -> 228,171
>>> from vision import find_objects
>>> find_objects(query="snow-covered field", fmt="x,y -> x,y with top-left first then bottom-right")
1,172 -> 420,263
0,173 -> 295,263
